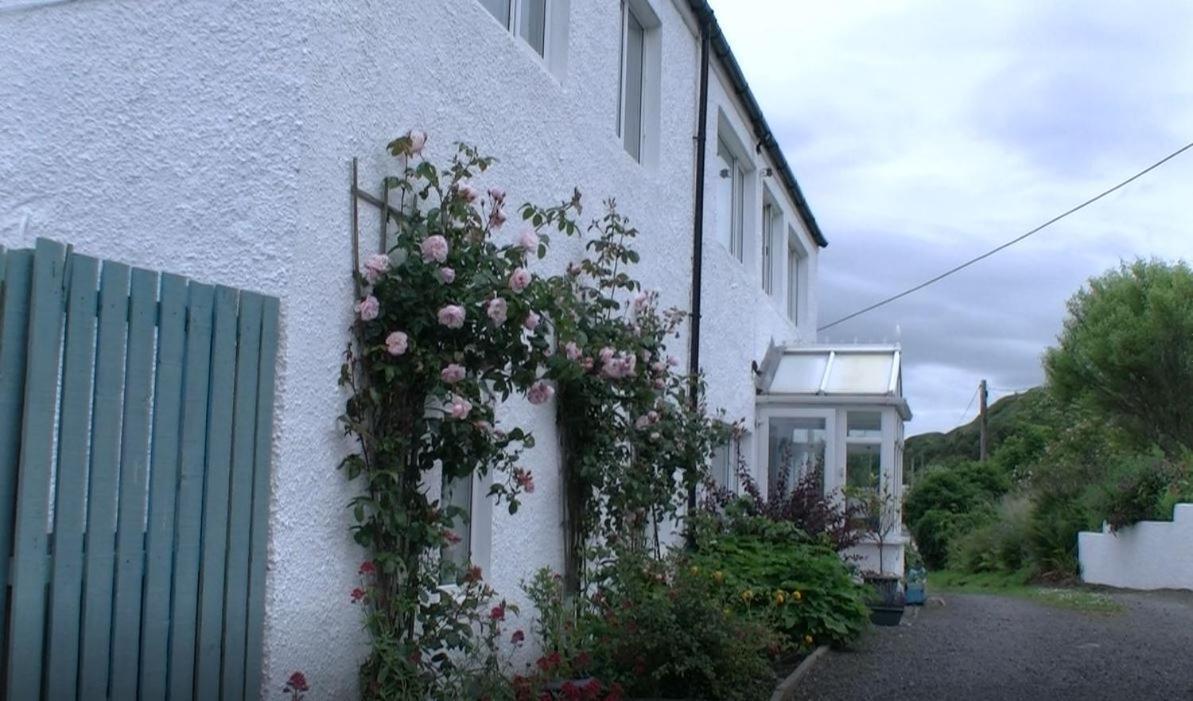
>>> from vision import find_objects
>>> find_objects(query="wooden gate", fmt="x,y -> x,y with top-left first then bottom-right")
0,239 -> 279,700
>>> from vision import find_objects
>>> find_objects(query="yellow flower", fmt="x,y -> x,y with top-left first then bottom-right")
689,565 -> 700,577
723,607 -> 732,616
774,590 -> 787,605
741,589 -> 754,603
712,570 -> 725,584
792,590 -> 803,602
803,634 -> 814,647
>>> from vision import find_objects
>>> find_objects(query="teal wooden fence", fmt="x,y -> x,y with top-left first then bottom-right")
0,239 -> 279,700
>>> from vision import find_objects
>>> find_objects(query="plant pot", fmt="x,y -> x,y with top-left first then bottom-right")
868,604 -> 905,626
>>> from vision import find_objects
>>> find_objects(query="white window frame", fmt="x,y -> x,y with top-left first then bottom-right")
761,200 -> 779,296
477,0 -> 570,79
716,137 -> 747,262
617,0 -> 661,165
786,227 -> 807,324
757,407 -> 836,500
437,469 -> 494,586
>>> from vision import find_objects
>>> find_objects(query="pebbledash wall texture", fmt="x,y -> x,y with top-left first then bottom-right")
1,0 -> 822,696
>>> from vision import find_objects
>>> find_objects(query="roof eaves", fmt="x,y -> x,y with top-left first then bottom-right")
687,0 -> 829,248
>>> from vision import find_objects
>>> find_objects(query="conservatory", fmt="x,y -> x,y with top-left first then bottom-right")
754,344 -> 912,576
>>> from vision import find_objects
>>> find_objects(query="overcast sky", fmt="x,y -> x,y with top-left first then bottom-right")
709,0 -> 1193,436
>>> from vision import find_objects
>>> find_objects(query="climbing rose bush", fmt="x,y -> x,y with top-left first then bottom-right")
340,133 -> 579,698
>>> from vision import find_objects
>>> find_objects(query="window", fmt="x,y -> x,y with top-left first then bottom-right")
440,474 -> 473,583
845,412 -> 883,528
761,203 -> 776,295
619,6 -> 646,160
710,440 -> 735,490
479,0 -> 561,61
716,138 -> 745,261
768,416 -> 826,494
786,230 -> 803,323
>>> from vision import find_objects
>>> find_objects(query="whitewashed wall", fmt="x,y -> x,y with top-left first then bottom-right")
1,0 -> 822,697
1078,504 -> 1193,591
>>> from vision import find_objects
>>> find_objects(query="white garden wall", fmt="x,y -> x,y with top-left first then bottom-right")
1,0 -> 822,697
1078,504 -> 1193,591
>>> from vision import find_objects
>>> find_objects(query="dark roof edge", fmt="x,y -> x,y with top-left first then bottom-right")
687,0 -> 828,248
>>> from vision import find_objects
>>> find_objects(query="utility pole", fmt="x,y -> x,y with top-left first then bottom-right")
979,379 -> 989,462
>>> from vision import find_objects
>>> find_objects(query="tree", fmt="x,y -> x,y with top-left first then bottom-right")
1045,259 -> 1193,457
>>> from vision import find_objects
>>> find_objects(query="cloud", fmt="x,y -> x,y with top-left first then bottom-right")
709,0 -> 1193,434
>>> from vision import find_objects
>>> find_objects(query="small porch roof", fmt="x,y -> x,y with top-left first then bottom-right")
755,343 -> 912,420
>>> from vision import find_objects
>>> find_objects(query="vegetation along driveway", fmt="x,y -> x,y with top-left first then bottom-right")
794,589 -> 1193,700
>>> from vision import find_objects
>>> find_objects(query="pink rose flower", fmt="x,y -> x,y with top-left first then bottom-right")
457,180 -> 480,203
580,357 -> 594,371
448,394 -> 472,419
385,331 -> 408,356
518,228 -> 540,253
356,295 -> 380,321
488,186 -> 506,204
438,304 -> 466,329
599,347 -> 615,363
513,468 -> 535,493
487,298 -> 508,326
523,311 -> 541,331
362,253 -> 390,284
668,355 -> 680,366
527,380 -> 555,406
633,291 -> 652,311
420,235 -> 449,264
509,268 -> 531,293
407,129 -> 427,155
441,363 -> 466,384
634,415 -> 652,430
438,267 -> 456,284
565,341 -> 582,360
489,207 -> 507,230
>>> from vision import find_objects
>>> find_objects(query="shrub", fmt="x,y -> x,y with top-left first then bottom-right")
948,495 -> 1031,574
690,524 -> 870,649
905,461 -> 1007,569
584,552 -> 783,701
1096,454 -> 1188,531
1026,491 -> 1091,579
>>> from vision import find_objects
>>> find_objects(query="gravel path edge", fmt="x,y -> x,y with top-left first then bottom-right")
771,646 -> 830,701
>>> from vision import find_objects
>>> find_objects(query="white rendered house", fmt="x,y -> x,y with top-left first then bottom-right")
0,0 -> 853,696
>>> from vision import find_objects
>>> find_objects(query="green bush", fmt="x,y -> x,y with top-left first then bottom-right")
948,496 -> 1030,574
905,461 -> 1008,569
690,530 -> 870,649
584,552 -> 782,701
1095,454 -> 1189,531
1026,491 -> 1091,579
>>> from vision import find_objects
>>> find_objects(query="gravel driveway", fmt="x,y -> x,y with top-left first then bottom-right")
794,589 -> 1193,701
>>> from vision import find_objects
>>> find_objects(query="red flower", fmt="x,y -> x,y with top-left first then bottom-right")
604,682 -> 624,701
350,587 -> 366,603
561,681 -> 582,700
444,530 -> 462,545
489,604 -> 506,621
408,649 -> 422,665
572,651 -> 591,670
511,629 -> 525,645
284,671 -> 309,692
632,656 -> 646,676
536,651 -> 561,672
513,468 -> 535,493
359,560 -> 376,575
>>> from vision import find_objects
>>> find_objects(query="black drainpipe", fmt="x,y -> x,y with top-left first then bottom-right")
686,6 -> 712,540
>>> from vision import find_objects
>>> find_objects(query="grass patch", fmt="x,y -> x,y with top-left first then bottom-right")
929,569 -> 1123,614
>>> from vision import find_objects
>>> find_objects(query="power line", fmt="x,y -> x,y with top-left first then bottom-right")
957,385 -> 979,424
819,139 -> 1193,331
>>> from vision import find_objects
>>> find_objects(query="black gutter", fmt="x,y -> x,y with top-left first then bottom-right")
686,1 -> 712,532
686,0 -> 828,248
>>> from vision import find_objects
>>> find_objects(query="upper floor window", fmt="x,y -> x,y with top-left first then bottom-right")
786,228 -> 805,323
761,202 -> 777,295
479,0 -> 569,78
716,138 -> 745,261
618,1 -> 661,163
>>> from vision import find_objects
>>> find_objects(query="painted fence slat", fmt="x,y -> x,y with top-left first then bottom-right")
0,240 -> 281,699
5,239 -> 66,700
139,272 -> 189,699
168,282 -> 215,701
79,261 -> 132,699
220,292 -> 263,701
195,285 -> 240,700
245,295 -> 280,700
0,248 -> 33,676
44,254 -> 100,700
109,266 -> 159,699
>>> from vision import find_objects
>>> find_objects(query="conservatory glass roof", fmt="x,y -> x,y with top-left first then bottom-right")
757,344 -> 903,397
